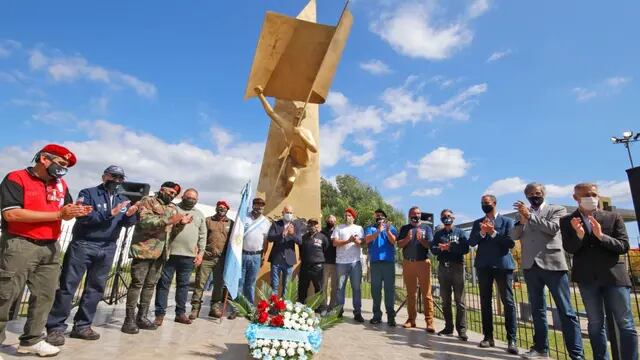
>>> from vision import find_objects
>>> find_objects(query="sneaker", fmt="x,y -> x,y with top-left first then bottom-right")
507,340 -> 519,355
437,328 -> 454,336
69,327 -> 100,341
458,331 -> 468,342
521,348 -> 549,359
479,338 -> 495,348
17,341 -> 61,357
45,330 -> 65,347
353,313 -> 365,323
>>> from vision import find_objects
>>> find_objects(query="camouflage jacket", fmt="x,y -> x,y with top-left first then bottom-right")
129,195 -> 178,260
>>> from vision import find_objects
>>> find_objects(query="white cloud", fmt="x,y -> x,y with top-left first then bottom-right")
572,87 -> 597,102
28,49 -> 157,98
0,40 -> 21,58
32,110 -> 78,124
209,125 -> 264,164
383,171 -> 407,189
416,147 -> 470,181
598,180 -> 632,203
605,76 -> 631,88
573,76 -> 632,102
486,49 -> 512,63
485,177 -> 527,196
411,187 -> 443,197
349,151 -> 375,166
429,75 -> 463,89
382,79 -> 488,123
0,120 -> 261,206
359,59 -> 392,75
371,1 -> 489,60
545,184 -> 574,198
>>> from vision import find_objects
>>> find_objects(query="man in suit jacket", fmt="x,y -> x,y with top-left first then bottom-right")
511,183 -> 584,359
560,183 -> 637,360
267,205 -> 302,296
469,194 -> 518,354
47,165 -> 138,345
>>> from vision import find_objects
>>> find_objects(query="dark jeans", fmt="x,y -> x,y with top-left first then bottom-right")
370,261 -> 395,321
270,263 -> 293,297
438,262 -> 466,333
298,263 -> 323,304
155,255 -> 194,316
238,253 -> 261,304
524,265 -> 584,359
477,267 -> 517,342
579,283 -> 638,360
47,240 -> 115,332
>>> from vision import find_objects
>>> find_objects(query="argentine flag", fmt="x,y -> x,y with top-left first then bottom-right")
223,181 -> 252,299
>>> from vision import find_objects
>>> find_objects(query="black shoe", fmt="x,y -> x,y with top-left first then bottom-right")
479,338 -> 495,348
458,331 -> 468,342
438,328 -> 454,336
507,340 -> 519,355
70,327 -> 100,341
46,330 -> 65,346
387,319 -> 396,327
369,318 -> 382,325
120,319 -> 139,334
353,314 -> 365,323
227,312 -> 237,320
337,311 -> 343,318
136,316 -> 157,330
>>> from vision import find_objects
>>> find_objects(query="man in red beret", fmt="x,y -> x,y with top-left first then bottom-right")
190,200 -> 235,320
0,144 -> 91,356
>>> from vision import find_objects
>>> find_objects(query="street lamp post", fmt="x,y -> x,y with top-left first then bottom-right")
611,130 -> 640,168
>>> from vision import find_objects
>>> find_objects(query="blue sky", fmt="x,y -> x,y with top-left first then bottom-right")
1,0 -> 638,243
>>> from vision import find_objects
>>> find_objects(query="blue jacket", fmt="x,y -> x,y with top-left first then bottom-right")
431,226 -> 470,264
72,184 -> 138,244
469,214 -> 515,270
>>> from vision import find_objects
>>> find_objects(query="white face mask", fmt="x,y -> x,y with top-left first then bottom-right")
283,213 -> 294,222
579,196 -> 599,211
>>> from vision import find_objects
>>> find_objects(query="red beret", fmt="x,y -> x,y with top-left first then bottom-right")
345,207 -> 357,218
216,200 -> 230,209
40,144 -> 77,167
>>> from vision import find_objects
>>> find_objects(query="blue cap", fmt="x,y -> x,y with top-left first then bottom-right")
103,165 -> 125,177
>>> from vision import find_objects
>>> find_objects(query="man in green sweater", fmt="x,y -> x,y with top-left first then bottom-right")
153,188 -> 206,325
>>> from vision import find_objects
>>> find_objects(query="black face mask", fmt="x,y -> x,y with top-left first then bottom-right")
157,192 -> 173,205
251,207 -> 264,216
326,222 -> 335,229
47,163 -> 68,179
181,199 -> 197,210
527,196 -> 544,208
481,204 -> 494,214
104,180 -> 120,193
216,207 -> 228,216
375,217 -> 385,224
410,216 -> 420,223
441,217 -> 454,225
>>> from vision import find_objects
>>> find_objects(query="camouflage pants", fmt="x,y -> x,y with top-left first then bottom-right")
0,234 -> 60,346
190,256 -> 225,312
126,258 -> 165,313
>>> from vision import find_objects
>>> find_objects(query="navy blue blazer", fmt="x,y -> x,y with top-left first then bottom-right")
267,219 -> 303,266
72,184 -> 138,244
469,214 -> 516,270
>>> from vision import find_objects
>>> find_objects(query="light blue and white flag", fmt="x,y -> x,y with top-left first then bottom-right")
223,181 -> 252,299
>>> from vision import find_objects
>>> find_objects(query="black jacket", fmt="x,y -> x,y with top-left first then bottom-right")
300,231 -> 329,265
267,219 -> 302,266
560,209 -> 631,287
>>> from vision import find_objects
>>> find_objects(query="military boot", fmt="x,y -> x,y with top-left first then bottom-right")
136,305 -> 158,330
121,308 -> 139,334
189,307 -> 200,320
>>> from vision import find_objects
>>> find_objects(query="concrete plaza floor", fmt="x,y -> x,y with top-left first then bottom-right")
0,296 -> 521,359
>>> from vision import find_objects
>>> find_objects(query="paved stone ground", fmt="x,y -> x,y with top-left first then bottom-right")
0,296 -> 522,360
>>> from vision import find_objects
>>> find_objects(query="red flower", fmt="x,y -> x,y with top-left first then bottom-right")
270,314 -> 284,327
270,294 -> 279,303
257,300 -> 269,311
257,311 -> 269,324
274,300 -> 286,311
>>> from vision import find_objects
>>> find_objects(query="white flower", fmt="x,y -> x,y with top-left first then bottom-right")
293,323 -> 300,330
294,305 -> 302,313
252,349 -> 262,359
284,312 -> 291,319
290,342 -> 298,349
278,349 -> 286,357
286,302 -> 293,311
305,343 -> 312,351
262,347 -> 269,354
306,318 -> 314,326
301,312 -> 309,319
291,313 -> 299,320
297,347 -> 306,355
269,348 -> 277,356
287,348 -> 295,356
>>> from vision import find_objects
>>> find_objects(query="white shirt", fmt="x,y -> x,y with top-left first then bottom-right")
242,215 -> 271,252
332,224 -> 364,264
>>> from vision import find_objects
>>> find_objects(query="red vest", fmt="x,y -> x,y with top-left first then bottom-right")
5,169 -> 68,241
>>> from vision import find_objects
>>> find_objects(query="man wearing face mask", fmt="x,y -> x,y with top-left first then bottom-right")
364,209 -> 398,326
398,206 -> 435,332
238,197 -> 271,305
469,194 -> 518,354
511,183 -> 583,359
298,218 -> 328,304
47,165 -> 138,346
190,200 -> 234,319
267,205 -> 302,296
431,209 -> 469,341
153,188 -> 206,326
561,183 -> 637,360
0,144 -> 91,357
332,208 -> 365,322
321,215 -> 338,312
122,181 -> 186,334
